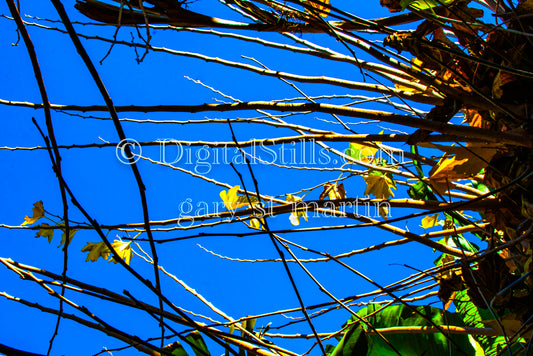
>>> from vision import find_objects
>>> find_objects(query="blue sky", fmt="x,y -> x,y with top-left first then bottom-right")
0,1 -> 463,355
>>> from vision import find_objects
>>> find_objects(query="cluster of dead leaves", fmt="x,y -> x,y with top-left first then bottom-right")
21,201 -> 133,265
423,143 -> 499,195
22,201 -> 78,247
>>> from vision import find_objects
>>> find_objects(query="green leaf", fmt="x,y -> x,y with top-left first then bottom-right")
347,142 -> 378,163
449,234 -> 479,253
185,331 -> 210,356
348,304 -> 474,356
163,341 -> 189,356
239,318 -> 256,356
408,180 -> 430,200
329,322 -> 368,356
454,290 -> 509,356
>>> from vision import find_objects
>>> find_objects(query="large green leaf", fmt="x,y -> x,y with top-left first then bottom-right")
454,290 -> 512,356
185,331 -> 211,356
163,341 -> 189,356
341,304 -> 475,356
329,322 -> 368,356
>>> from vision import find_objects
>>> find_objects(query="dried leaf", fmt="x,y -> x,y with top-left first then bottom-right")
21,201 -> 45,226
35,223 -> 54,243
428,155 -> 469,194
482,318 -> 523,336
305,0 -> 330,17
58,223 -> 78,247
421,214 -> 439,229
463,108 -> 484,128
319,183 -> 347,200
81,241 -> 110,262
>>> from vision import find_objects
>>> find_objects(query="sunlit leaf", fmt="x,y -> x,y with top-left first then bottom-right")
400,0 -> 455,11
249,217 -> 265,230
329,322 -> 367,356
463,108 -> 484,128
454,289 -> 510,355
81,241 -> 110,262
21,200 -> 45,226
428,155 -> 469,194
286,194 -> 308,226
421,214 -> 439,229
109,240 -> 133,265
163,341 -> 188,356
352,303 -> 474,356
305,0 -> 330,17
363,172 -> 396,219
220,185 -> 257,210
347,142 -> 378,163
319,183 -> 347,200
185,331 -> 211,356
363,172 -> 396,200
35,223 -> 54,243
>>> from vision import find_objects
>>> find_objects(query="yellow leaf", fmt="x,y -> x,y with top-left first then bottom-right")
347,142 -> 378,163
286,194 -> 308,226
249,217 -> 262,230
109,240 -> 133,265
363,174 -> 396,200
319,183 -> 347,200
305,0 -> 330,17
21,201 -> 45,226
81,241 -> 110,262
429,155 -> 469,181
220,185 -> 257,210
35,223 -> 54,243
421,214 -> 440,229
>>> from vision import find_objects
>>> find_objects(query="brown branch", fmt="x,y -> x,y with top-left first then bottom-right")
2,99 -> 527,146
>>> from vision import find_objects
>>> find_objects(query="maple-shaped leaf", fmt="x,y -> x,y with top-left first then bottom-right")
81,241 -> 110,262
428,155 -> 470,195
363,172 -> 396,219
109,240 -> 133,265
35,223 -> 54,243
363,172 -> 396,200
220,185 -> 257,210
319,183 -> 347,200
21,201 -> 45,226
286,194 -> 308,226
421,214 -> 439,229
